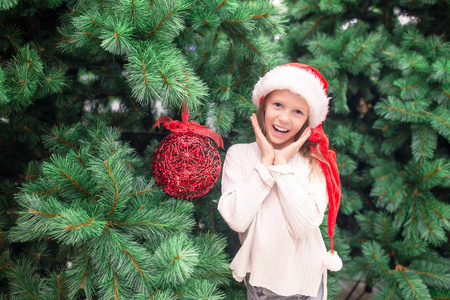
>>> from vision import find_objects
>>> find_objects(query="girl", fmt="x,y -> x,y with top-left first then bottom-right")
218,63 -> 342,299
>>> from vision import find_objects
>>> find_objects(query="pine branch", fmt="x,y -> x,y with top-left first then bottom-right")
0,0 -> 19,10
105,228 -> 145,279
374,96 -> 429,123
429,106 -> 450,141
6,259 -> 41,300
152,235 -> 199,287
411,124 -> 437,162
395,266 -> 432,300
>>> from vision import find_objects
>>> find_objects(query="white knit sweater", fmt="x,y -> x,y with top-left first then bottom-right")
218,142 -> 328,298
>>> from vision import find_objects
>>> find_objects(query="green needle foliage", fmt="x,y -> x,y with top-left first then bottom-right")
1,1 -> 286,298
282,0 -> 450,299
6,121 -> 229,299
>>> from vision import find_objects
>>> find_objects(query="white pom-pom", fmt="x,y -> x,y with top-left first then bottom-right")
323,250 -> 343,271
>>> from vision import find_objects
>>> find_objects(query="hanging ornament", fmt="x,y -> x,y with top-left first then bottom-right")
151,105 -> 223,200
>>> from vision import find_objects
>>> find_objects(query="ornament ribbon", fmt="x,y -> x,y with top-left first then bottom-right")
309,124 -> 341,252
154,106 -> 224,148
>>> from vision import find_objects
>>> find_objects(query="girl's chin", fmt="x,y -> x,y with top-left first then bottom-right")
267,135 -> 294,149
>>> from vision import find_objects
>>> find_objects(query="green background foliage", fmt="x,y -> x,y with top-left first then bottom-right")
0,0 -> 449,299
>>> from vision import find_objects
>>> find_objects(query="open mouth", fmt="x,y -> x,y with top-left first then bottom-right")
273,125 -> 289,134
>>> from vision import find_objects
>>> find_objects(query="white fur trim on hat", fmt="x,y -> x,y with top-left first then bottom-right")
252,65 -> 330,128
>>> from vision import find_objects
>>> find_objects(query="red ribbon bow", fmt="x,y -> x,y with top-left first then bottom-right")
154,106 -> 224,149
309,124 -> 340,252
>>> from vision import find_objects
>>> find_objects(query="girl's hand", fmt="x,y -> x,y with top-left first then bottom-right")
274,127 -> 311,165
250,113 -> 275,167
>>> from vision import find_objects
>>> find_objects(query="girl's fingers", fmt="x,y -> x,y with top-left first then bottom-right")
296,127 -> 311,144
250,114 -> 275,166
288,127 -> 311,151
302,127 -> 312,138
250,114 -> 259,129
250,114 -> 264,138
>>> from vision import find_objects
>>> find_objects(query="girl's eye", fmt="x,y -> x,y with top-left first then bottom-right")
274,103 -> 282,108
295,110 -> 303,115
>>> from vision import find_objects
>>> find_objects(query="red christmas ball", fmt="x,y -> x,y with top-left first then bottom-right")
151,131 -> 222,200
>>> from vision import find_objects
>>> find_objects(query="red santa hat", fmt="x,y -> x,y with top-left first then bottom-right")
252,62 -> 330,128
252,62 -> 343,271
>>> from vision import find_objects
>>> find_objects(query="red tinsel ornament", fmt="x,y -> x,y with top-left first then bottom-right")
151,106 -> 223,200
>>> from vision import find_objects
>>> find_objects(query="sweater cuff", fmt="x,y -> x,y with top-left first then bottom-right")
255,163 -> 275,187
268,164 -> 295,174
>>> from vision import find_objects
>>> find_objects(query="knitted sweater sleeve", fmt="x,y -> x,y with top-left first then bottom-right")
268,163 -> 328,239
218,144 -> 275,233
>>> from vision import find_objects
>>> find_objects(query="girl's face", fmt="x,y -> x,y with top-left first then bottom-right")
263,89 -> 309,150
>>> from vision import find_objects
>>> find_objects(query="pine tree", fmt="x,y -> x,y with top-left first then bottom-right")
8,121 -> 231,299
281,0 -> 450,299
0,0 -> 286,299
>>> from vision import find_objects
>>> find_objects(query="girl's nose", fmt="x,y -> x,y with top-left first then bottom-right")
278,112 -> 290,124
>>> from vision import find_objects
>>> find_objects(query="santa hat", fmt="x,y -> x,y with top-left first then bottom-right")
252,63 -> 343,271
252,62 -> 330,129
